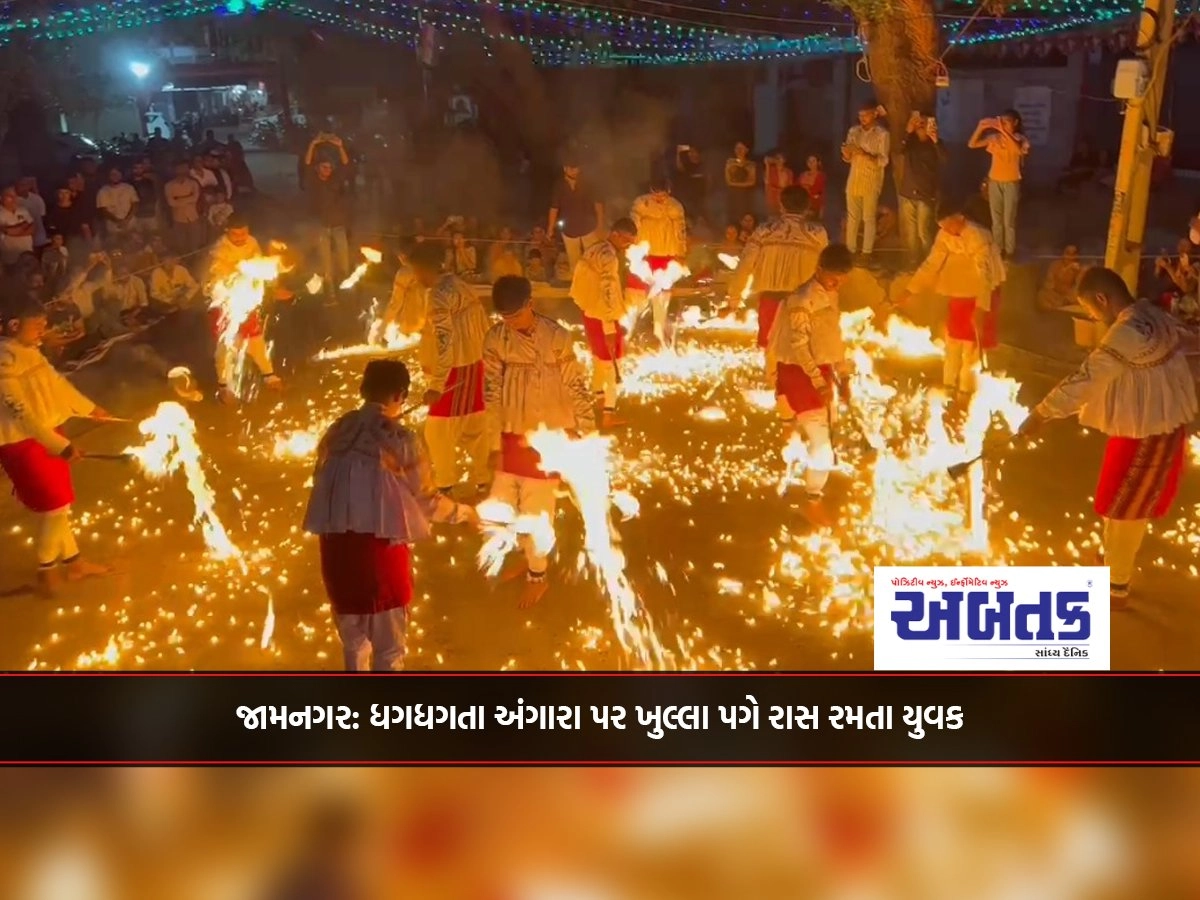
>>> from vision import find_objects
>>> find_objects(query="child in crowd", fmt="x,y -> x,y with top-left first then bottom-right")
1037,245 -> 1084,311
0,294 -> 113,594
303,359 -> 480,671
525,249 -> 547,282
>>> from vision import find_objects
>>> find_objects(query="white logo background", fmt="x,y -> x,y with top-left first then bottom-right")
873,566 -> 1111,671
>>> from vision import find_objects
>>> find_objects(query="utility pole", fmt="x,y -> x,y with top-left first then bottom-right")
1104,0 -> 1176,295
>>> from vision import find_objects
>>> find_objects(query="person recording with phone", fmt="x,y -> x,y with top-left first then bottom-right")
969,110 -> 1030,260
898,111 -> 947,268
841,101 -> 890,265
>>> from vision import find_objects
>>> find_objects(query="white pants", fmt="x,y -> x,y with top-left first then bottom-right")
335,607 -> 407,671
37,506 -> 79,568
563,232 -> 600,274
424,411 -> 491,490
794,407 -> 834,496
1103,518 -> 1149,586
592,358 -> 619,409
490,472 -> 560,574
943,337 -> 980,395
215,334 -> 273,388
626,287 -> 671,343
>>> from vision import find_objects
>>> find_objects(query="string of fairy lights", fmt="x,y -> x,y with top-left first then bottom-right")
0,0 -> 1162,65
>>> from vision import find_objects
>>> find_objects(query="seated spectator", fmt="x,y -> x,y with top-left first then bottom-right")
1155,239 -> 1198,305
1037,245 -> 1084,311
445,230 -> 477,276
719,224 -> 743,256
527,224 -> 558,272
488,227 -> 524,280
149,251 -> 200,310
737,212 -> 757,243
525,248 -> 547,282
106,258 -> 149,326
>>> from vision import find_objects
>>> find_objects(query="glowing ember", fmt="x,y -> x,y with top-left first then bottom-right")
525,428 -> 670,669
124,402 -> 241,561
315,298 -> 423,361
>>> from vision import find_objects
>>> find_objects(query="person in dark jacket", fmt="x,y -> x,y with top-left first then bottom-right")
897,111 -> 948,269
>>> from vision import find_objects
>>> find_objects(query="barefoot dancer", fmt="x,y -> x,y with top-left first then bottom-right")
1019,267 -> 1198,605
0,296 -> 113,594
483,276 -> 596,607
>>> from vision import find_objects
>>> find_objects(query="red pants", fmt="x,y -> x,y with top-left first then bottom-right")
1094,427 -> 1186,520
209,308 -> 263,340
946,291 -> 999,348
428,361 -> 486,418
582,316 -> 625,361
757,291 -> 788,349
0,436 -> 74,512
500,432 -> 555,479
319,532 -> 413,616
626,254 -> 675,291
776,363 -> 835,416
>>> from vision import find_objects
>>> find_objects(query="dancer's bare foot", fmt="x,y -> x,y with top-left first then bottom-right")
601,410 -> 626,429
519,576 -> 549,608
64,558 -> 114,582
217,386 -> 238,405
500,558 -> 530,583
263,374 -> 284,391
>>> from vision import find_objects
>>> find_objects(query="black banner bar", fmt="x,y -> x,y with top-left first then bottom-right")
3,673 -> 1197,765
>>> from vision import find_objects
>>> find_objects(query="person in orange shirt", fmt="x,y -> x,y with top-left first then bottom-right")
968,110 -> 1029,259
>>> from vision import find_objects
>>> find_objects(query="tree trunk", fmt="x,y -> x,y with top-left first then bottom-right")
856,0 -> 940,190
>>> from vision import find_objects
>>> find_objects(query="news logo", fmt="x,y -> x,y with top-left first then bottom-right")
873,566 -> 1110,671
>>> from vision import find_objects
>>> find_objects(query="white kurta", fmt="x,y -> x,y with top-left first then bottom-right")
384,265 -> 426,335
768,278 -> 846,379
482,314 -> 596,450
0,338 -> 95,454
729,214 -> 829,300
303,404 -> 471,543
1037,300 -> 1198,438
907,220 -> 1005,307
630,194 -> 688,258
570,240 -> 627,325
425,273 -> 489,395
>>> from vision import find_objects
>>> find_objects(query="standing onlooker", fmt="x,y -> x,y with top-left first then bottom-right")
130,159 -> 160,237
16,177 -> 46,250
968,110 -> 1029,259
0,187 -> 35,268
44,187 -> 92,264
306,160 -> 352,297
164,161 -> 204,256
724,141 -> 757,223
797,155 -> 827,220
674,145 -> 708,224
842,101 -> 891,263
547,156 -> 604,275
763,150 -> 793,217
898,111 -> 947,267
95,168 -> 139,241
